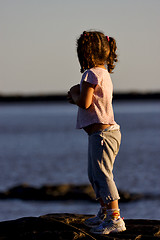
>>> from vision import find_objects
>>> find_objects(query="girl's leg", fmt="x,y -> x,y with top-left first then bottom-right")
107,199 -> 119,209
99,198 -> 119,209
99,198 -> 120,221
85,130 -> 121,228
96,130 -> 121,218
86,130 -> 126,233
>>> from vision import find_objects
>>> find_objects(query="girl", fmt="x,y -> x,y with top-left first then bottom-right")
67,30 -> 126,235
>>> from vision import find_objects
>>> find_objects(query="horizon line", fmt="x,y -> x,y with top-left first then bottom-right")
0,92 -> 160,103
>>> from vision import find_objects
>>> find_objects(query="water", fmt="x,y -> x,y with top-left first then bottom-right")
0,101 -> 160,221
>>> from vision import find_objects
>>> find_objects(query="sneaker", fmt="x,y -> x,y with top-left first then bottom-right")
91,217 -> 126,234
84,207 -> 106,227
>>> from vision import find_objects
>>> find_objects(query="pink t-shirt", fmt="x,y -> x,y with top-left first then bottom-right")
76,67 -> 116,129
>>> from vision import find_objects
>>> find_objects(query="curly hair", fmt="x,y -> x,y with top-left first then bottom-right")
76,31 -> 118,73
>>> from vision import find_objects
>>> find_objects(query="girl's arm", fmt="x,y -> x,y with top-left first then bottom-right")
68,82 -> 95,109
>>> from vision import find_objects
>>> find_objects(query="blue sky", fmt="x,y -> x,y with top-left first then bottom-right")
0,0 -> 160,94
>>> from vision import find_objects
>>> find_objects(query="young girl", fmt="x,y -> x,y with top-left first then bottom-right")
67,30 -> 126,235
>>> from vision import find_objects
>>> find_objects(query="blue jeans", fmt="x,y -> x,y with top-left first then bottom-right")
88,128 -> 121,204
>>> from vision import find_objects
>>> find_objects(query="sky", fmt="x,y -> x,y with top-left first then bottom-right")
0,0 -> 160,95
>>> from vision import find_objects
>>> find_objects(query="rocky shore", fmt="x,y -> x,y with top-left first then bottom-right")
0,184 -> 149,203
0,213 -> 160,240
0,184 -> 160,239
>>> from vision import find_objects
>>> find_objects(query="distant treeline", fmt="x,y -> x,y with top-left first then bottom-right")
0,92 -> 160,103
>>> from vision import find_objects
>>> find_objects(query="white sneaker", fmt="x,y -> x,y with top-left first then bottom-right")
84,208 -> 106,227
91,217 -> 126,234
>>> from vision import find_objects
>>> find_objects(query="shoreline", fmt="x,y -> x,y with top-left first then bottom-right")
0,184 -> 159,203
0,92 -> 160,103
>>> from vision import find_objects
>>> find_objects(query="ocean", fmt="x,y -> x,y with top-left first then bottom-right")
0,100 -> 160,221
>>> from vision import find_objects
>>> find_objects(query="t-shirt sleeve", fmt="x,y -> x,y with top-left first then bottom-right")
81,70 -> 98,85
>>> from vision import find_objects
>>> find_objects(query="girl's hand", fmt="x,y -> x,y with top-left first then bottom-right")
67,84 -> 80,104
67,91 -> 75,104
69,82 -> 95,109
70,84 -> 80,95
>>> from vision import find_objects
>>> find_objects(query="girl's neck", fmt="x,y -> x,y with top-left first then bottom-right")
95,64 -> 106,70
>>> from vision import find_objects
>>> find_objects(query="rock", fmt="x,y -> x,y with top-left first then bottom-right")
0,213 -> 160,240
0,184 -> 145,202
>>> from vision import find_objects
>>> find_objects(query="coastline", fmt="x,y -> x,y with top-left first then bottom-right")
0,92 -> 160,103
0,184 -> 159,202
